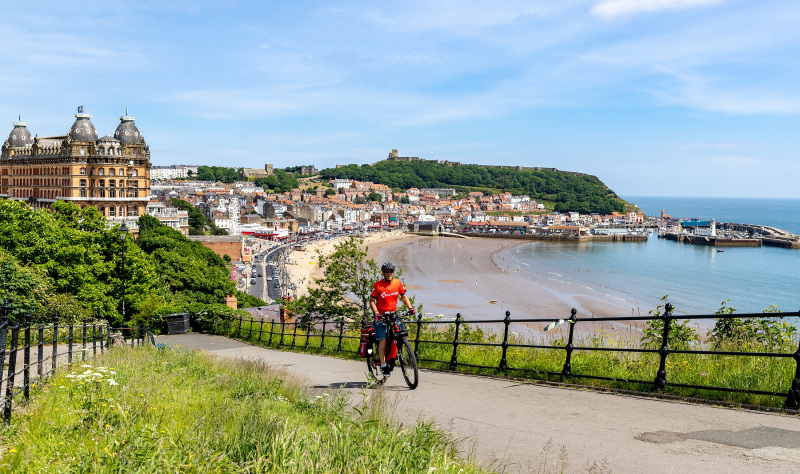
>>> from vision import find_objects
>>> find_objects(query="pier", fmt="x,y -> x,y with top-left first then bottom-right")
661,222 -> 800,249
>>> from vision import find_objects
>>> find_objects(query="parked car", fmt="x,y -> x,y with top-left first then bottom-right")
250,278 -> 256,284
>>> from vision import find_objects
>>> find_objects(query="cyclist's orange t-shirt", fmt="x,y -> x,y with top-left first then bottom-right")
371,278 -> 406,315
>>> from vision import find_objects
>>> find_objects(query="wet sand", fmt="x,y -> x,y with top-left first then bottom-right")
289,233 -> 642,338
373,236 -> 642,337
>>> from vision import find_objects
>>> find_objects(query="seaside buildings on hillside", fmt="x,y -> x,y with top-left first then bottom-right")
0,109 -> 152,218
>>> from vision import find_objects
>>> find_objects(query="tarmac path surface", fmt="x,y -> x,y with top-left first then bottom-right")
157,333 -> 800,473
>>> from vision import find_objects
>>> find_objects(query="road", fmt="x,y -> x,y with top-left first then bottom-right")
156,333 -> 800,473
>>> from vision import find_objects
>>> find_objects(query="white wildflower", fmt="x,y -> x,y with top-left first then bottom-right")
81,364 -> 93,368
107,379 -> 119,386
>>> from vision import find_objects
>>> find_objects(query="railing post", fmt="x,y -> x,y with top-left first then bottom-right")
0,301 -> 9,383
99,325 -> 104,353
92,324 -> 97,355
305,319 -> 312,348
68,323 -> 74,366
654,303 -> 673,390
449,313 -> 462,371
784,311 -> 800,409
238,316 -> 243,338
3,323 -> 20,426
23,314 -> 31,400
291,319 -> 298,349
52,313 -> 59,376
320,316 -> 327,349
82,319 -> 88,362
37,324 -> 44,379
279,318 -> 285,346
268,320 -> 275,345
561,308 -> 578,376
258,319 -> 264,343
336,318 -> 344,351
414,311 -> 422,355
499,311 -> 511,371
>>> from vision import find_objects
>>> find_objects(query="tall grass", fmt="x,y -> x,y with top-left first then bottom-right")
221,317 -> 797,408
0,347 -> 488,473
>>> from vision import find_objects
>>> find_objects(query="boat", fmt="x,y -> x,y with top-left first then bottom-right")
717,249 -> 724,252
489,300 -> 498,304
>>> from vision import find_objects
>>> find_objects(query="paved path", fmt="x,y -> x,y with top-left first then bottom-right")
158,333 -> 800,473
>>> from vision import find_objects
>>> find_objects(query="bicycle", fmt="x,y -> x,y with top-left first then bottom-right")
359,310 -> 419,389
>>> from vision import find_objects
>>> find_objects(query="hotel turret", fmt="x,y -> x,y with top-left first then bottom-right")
0,108 -> 151,217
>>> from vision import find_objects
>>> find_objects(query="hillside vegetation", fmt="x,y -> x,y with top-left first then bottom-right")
0,200 -> 263,326
320,160 -> 626,214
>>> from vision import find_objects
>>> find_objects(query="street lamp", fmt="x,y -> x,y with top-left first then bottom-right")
119,222 -> 129,324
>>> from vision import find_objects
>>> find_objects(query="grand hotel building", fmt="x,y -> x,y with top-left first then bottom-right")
0,110 -> 151,217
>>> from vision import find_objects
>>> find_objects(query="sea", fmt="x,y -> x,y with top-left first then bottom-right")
381,196 -> 800,324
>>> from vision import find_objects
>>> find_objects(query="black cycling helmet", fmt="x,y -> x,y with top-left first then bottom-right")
381,262 -> 396,273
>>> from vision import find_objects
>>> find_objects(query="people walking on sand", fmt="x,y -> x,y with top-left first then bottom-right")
369,262 -> 414,380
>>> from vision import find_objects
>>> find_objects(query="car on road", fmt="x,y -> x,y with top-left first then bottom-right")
266,276 -> 272,281
257,272 -> 262,277
250,278 -> 256,284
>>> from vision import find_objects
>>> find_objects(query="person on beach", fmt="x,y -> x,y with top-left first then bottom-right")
369,262 -> 414,379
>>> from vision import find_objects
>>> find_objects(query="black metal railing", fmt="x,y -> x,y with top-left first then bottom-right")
209,304 -> 800,410
1,303 -> 150,427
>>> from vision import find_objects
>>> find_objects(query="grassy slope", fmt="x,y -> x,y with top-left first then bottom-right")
0,348 -> 488,473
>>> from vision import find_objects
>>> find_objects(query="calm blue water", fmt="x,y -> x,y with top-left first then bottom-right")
489,196 -> 800,317
629,196 -> 800,235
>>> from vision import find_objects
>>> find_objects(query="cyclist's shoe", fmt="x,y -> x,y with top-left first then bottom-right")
381,366 -> 392,378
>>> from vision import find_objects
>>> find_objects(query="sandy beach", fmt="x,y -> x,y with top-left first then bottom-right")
284,231 -> 418,298
283,233 -> 647,338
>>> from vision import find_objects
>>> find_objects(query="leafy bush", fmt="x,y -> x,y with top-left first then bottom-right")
708,301 -> 797,352
641,296 -> 699,350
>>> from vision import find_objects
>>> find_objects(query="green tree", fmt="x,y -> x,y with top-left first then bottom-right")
325,188 -> 337,197
288,236 -> 383,321
367,192 -> 383,202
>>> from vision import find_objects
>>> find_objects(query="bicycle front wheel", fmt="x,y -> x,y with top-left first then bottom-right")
398,339 -> 419,389
366,353 -> 382,385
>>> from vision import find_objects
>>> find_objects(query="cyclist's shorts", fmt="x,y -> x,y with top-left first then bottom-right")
373,321 -> 388,341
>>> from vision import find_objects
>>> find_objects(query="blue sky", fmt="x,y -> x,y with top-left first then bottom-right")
2,0 -> 799,198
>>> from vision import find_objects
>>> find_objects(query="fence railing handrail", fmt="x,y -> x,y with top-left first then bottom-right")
1,311 -> 151,428
204,304 -> 800,411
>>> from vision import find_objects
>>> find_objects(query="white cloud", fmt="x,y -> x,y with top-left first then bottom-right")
592,0 -> 723,19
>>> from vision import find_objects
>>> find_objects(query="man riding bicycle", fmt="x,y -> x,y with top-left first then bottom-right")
369,262 -> 415,379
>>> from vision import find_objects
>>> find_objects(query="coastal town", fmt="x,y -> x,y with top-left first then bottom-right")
143,162 -> 649,241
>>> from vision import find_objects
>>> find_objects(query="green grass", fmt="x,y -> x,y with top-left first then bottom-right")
0,347 -> 489,473
221,318 -> 798,409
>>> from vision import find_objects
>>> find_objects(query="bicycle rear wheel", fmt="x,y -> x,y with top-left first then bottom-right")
398,339 -> 419,389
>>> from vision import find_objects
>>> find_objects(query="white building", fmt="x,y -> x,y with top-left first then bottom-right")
151,165 -> 199,180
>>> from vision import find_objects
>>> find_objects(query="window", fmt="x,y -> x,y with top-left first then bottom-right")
80,168 -> 86,175
99,180 -> 105,187
80,189 -> 86,198
99,190 -> 106,198
132,150 -> 136,157
119,206 -> 124,216
131,169 -> 138,177
99,206 -> 105,215
133,180 -> 138,188
80,147 -> 85,156
131,207 -> 139,217
109,168 -> 115,176
99,147 -> 105,155
109,180 -> 115,187
80,179 -> 86,187
119,168 -> 126,176
109,190 -> 116,198
99,168 -> 105,176
109,207 -> 115,217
